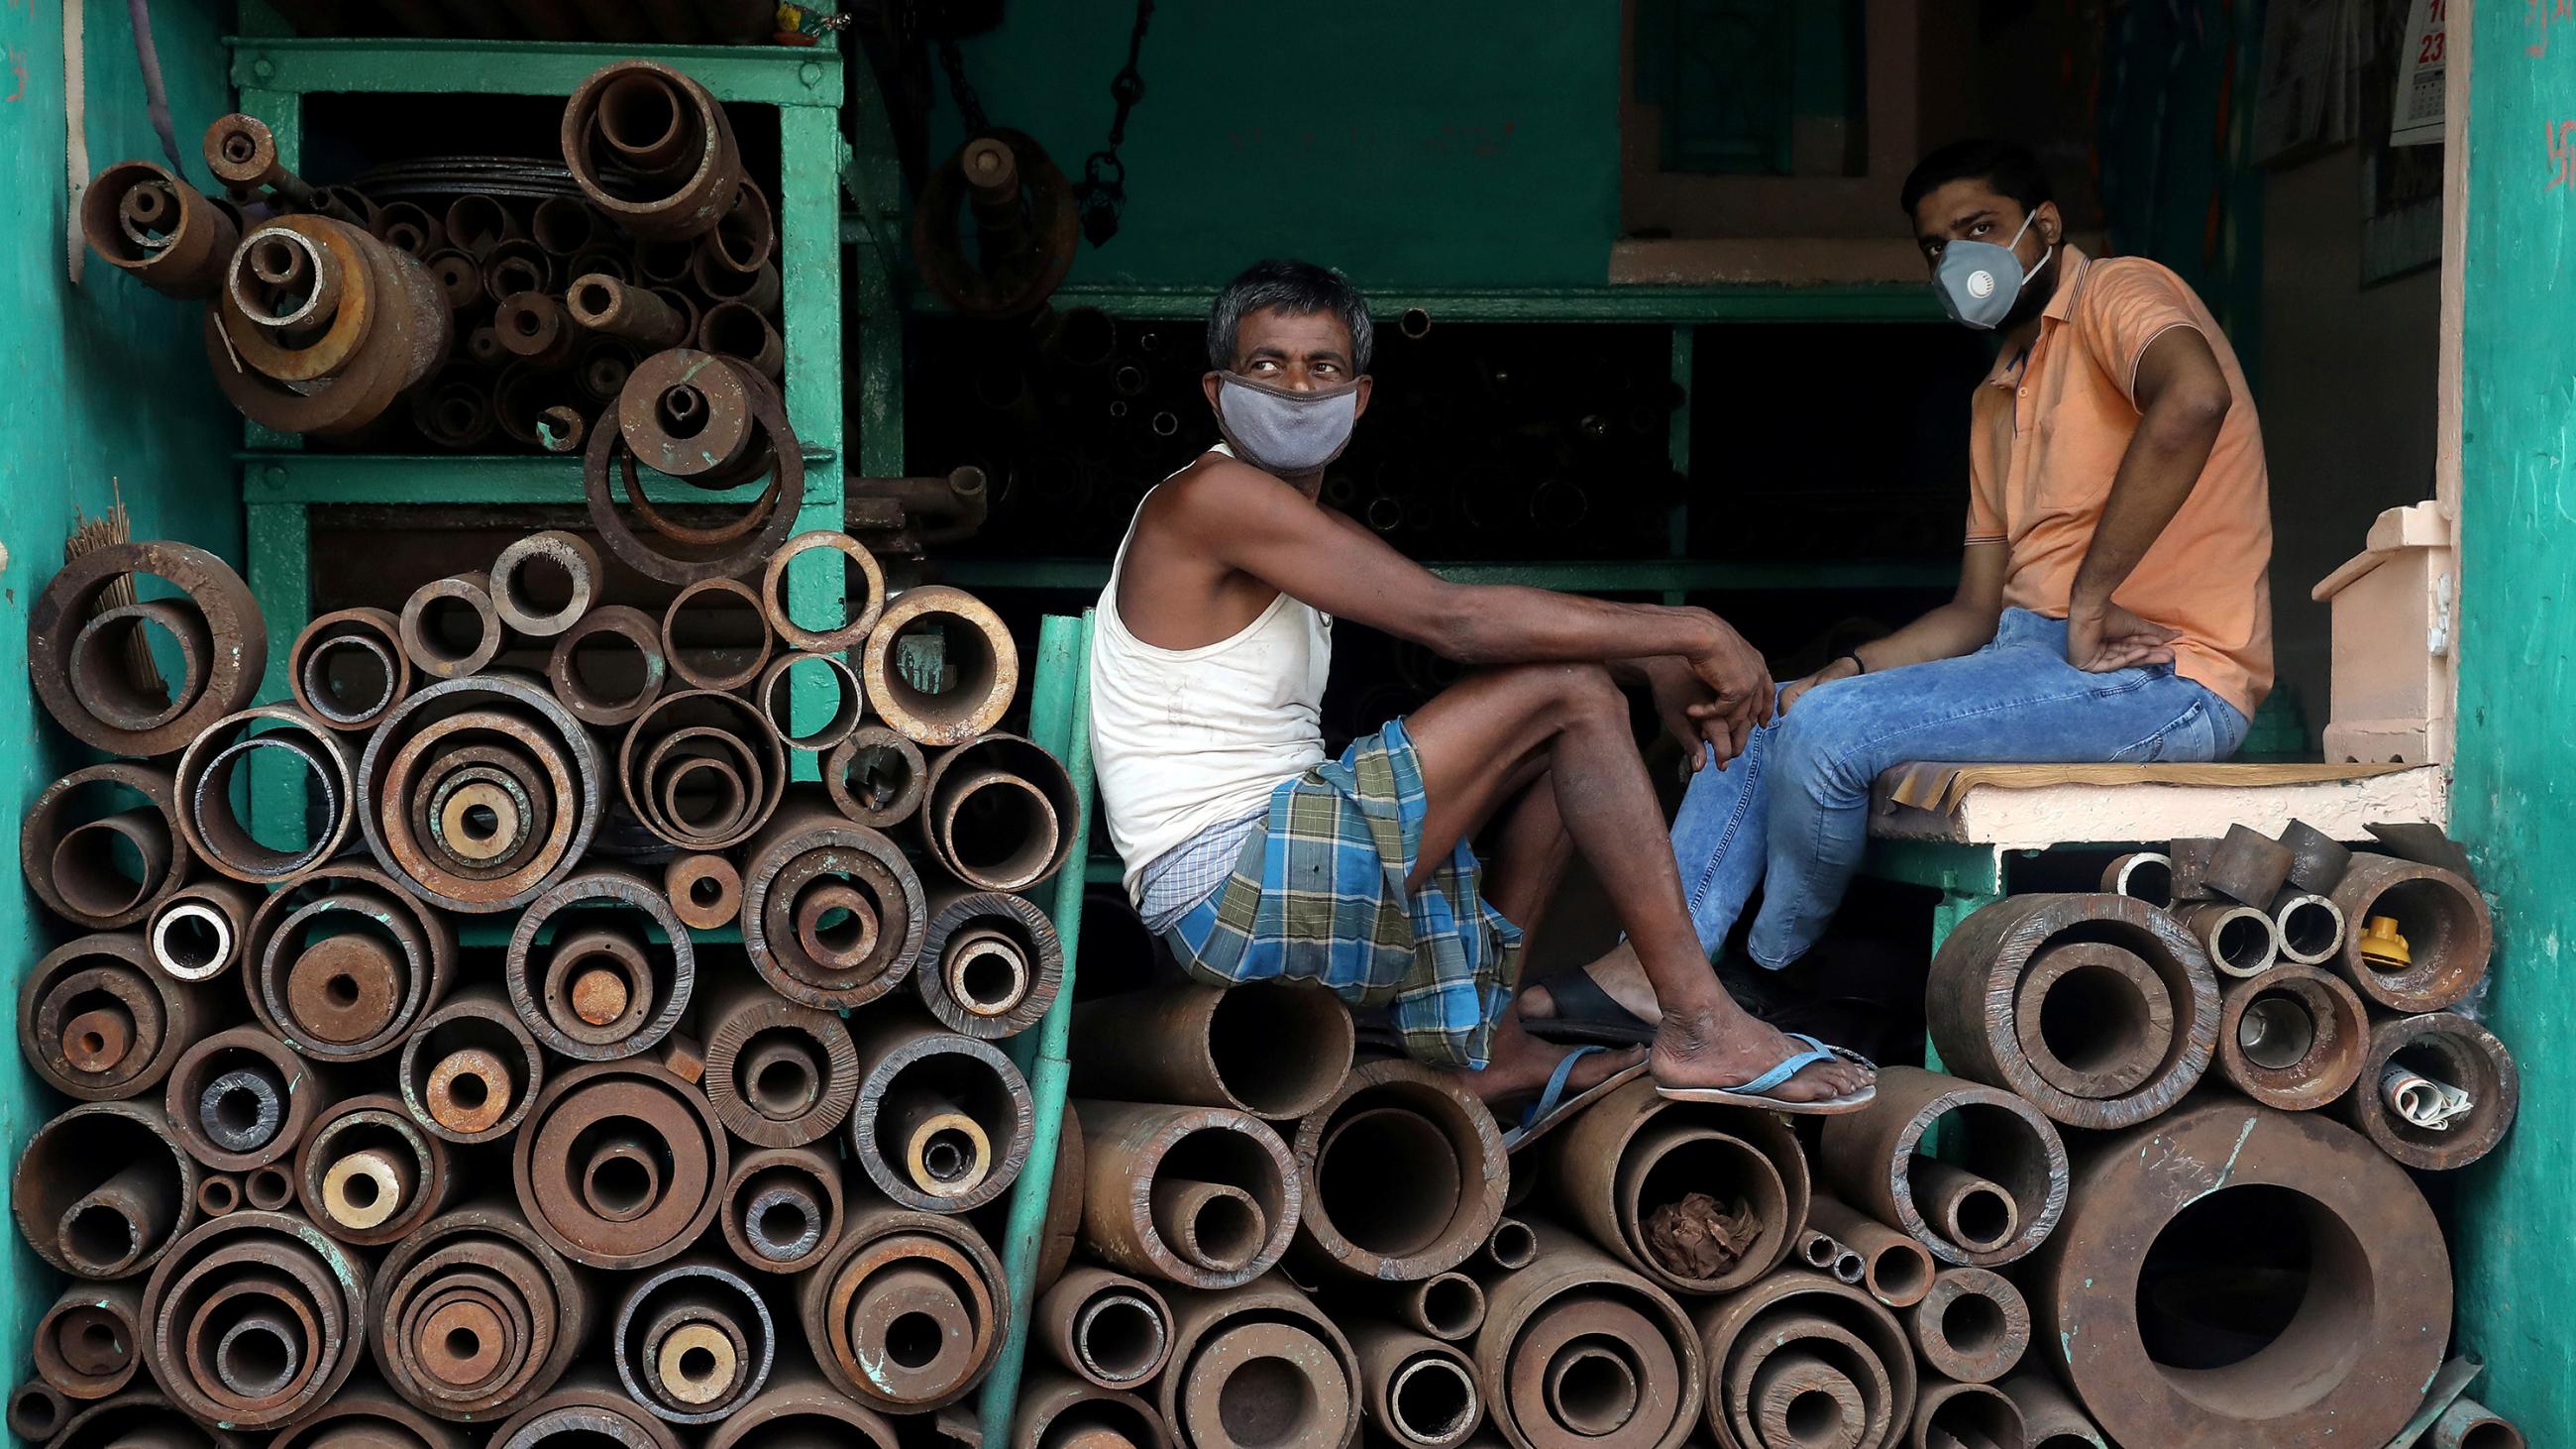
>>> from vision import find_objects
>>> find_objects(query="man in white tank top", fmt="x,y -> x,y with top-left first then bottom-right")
1090,261 -> 1873,1116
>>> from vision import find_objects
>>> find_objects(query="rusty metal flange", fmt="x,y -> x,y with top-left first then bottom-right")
1926,893 -> 2218,1130
28,540 -> 266,756
2027,1101 -> 2450,1448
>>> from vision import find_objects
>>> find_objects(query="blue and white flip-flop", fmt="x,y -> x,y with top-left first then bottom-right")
1656,1032 -> 1877,1115
1501,1044 -> 1650,1153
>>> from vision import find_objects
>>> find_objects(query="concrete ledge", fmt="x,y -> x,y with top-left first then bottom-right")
1866,762 -> 2448,849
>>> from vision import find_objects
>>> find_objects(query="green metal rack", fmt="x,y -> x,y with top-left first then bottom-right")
227,35 -> 851,830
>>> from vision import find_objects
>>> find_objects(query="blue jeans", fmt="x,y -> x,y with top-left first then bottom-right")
1670,609 -> 2250,969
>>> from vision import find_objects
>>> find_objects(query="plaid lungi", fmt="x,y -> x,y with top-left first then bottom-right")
1158,718 -> 1524,1069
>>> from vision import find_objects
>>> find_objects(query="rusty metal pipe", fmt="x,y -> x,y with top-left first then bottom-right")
370,1198 -> 591,1421
2202,823 -> 2298,906
34,1281 -> 145,1399
1927,894 -> 2218,1130
548,605 -> 668,728
757,651 -> 866,753
193,1173 -> 241,1217
22,932 -> 215,1102
1908,1380 -> 2024,1449
918,888 -> 1065,1040
2278,819 -> 2354,894
400,572 -> 503,680
1010,1371 -> 1170,1449
23,763 -> 192,931
2270,891 -> 2346,965
1997,1372 -> 2105,1449
359,675 -> 605,913
2342,1011 -> 2521,1170
824,727 -> 928,831
1817,1067 -> 2068,1269
719,1145 -> 843,1276
848,466 -> 993,547
568,274 -> 691,348
861,586 -> 1019,745
486,1375 -> 686,1449
847,1015 -> 1033,1213
700,973 -> 860,1148
1071,1100 -> 1299,1290
51,1390 -> 244,1449
2431,1397 -> 2526,1449
1907,1158 -> 2021,1259
1801,1196 -> 1935,1310
1290,1059 -> 1505,1283
563,61 -> 743,241
171,706 -> 359,883
2097,850 -> 2172,906
2329,853 -> 2494,1011
1693,1271 -> 1912,1449
2028,1099 -> 2450,1447
505,866 -> 697,1060
242,1165 -> 295,1211
662,576 -> 775,692
2214,963 -> 2371,1111
1069,981 -> 1354,1121
1484,1217 -> 1538,1273
290,607 -> 412,731
1034,1266 -> 1174,1391
397,983 -> 544,1144
489,532 -> 603,639
137,1208 -> 369,1427
1907,1268 -> 2029,1385
2173,900 -> 2280,979
1349,1324 -> 1480,1449
293,1093 -> 455,1247
1154,1280 -> 1361,1449
1474,1223 -> 1701,1449
82,162 -> 240,297
247,861 -> 454,1059
797,1202 -> 1009,1413
513,1059 -> 727,1270
10,1381 -> 68,1444
1544,1075 -> 1810,1294
740,795 -> 925,1005
31,541 -> 266,756
920,733 -> 1082,891
611,1256 -> 776,1422
619,690 -> 788,852
164,1026 -> 329,1171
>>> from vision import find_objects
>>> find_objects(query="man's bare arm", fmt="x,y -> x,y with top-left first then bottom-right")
1173,461 -> 1775,737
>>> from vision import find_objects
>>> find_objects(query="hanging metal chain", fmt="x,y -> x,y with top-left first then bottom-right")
935,32 -> 991,138
1072,0 -> 1155,246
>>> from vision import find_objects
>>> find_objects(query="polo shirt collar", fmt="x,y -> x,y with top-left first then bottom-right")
1983,242 -> 2093,389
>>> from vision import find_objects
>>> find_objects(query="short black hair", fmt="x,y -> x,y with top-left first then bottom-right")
1206,259 -> 1374,373
1899,139 -> 2053,220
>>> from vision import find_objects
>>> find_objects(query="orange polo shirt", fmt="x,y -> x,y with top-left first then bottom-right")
1966,245 -> 2274,718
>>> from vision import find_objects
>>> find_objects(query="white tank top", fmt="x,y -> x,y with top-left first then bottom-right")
1089,452 -> 1332,899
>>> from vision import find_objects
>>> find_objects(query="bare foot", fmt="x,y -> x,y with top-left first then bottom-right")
1649,1004 -> 1873,1104
1516,942 -> 1662,1025
1460,1007 -> 1645,1106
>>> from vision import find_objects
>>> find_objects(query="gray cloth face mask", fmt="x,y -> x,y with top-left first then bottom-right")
1213,372 -> 1363,475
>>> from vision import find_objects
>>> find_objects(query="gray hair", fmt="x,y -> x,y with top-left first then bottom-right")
1205,259 -> 1374,373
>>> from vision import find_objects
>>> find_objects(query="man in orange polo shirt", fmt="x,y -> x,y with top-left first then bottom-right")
1522,138 -> 2272,1039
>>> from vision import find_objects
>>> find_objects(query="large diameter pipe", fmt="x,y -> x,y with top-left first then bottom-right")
1906,1268 -> 2029,1385
266,1382 -> 476,1449
1034,1266 -> 1175,1390
700,973 -> 861,1148
50,1390 -> 244,1449
1350,1323 -> 1483,1449
797,1201 -> 1009,1413
862,585 -> 1020,745
22,762 -> 191,930
921,732 -> 1084,892
1816,1066 -> 2069,1269
2340,1011 -> 2521,1170
21,932 -> 216,1101
2027,1101 -> 2450,1447
700,1371 -> 907,1449
2213,962 -> 2371,1111
1071,1100 -> 1300,1290
1926,894 -> 2217,1129
13,1100 -> 198,1280
513,1059 -> 728,1270
1908,1380 -> 2026,1449
739,794 -> 927,1007
367,1198 -> 591,1421
1475,1222 -> 1704,1449
136,1209 -> 371,1428
357,675 -> 605,914
612,1256 -> 776,1422
1692,1269 -> 1915,1449
1292,1059 -> 1506,1282
505,867 -> 698,1060
1155,1279 -> 1363,1449
1544,1076 -> 1809,1294
246,860 -> 455,1061
1069,981 -> 1355,1121
1802,1196 -> 1935,1310
484,1374 -> 686,1449
1010,1371 -> 1172,1449
2329,852 -> 2494,1011
847,1014 -> 1035,1213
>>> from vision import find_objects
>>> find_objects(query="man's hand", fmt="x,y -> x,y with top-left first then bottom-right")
1641,657 -> 1731,772
1680,614 -> 1774,764
1779,654 -> 1862,714
2066,599 -> 2181,672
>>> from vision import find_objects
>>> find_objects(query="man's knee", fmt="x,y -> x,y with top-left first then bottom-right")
1480,662 -> 1626,724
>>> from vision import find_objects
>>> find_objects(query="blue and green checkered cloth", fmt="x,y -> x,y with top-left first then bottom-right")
1158,718 -> 1523,1069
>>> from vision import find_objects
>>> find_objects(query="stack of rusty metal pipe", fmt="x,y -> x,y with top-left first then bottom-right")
80,60 -> 781,452
11,472 -> 1075,1448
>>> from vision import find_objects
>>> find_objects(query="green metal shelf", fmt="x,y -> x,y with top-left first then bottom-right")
228,35 -> 854,828
896,279 -> 1946,325
932,556 -> 1961,593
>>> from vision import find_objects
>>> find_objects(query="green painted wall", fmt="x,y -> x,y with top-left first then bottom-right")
0,0 -> 239,1353
931,2 -> 1623,288
2452,0 -> 2576,1435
